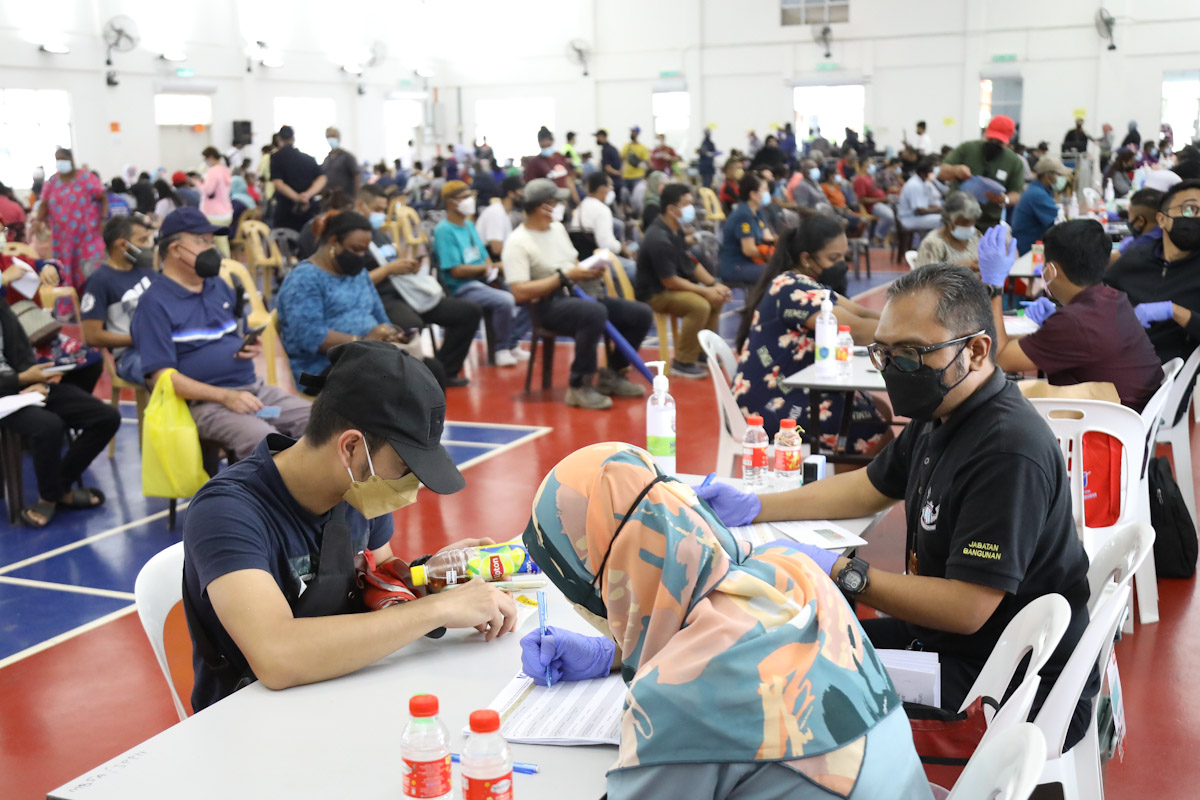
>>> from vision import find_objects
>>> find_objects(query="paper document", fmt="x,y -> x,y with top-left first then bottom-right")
475,671 -> 626,745
579,250 -> 612,272
1003,315 -> 1039,337
0,392 -> 47,421
878,649 -> 941,706
8,259 -> 41,299
731,520 -> 867,551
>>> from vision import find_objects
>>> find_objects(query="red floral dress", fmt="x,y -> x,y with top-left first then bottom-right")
40,171 -> 106,288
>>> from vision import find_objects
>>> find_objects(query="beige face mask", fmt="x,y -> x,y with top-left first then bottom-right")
342,442 -> 420,518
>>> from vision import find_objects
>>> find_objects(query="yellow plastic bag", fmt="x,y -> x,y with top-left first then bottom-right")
142,368 -> 209,497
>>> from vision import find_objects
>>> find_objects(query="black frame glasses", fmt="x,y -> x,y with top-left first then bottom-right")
867,330 -> 984,372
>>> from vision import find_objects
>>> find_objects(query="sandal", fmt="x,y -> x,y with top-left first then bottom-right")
20,500 -> 57,528
57,486 -> 106,510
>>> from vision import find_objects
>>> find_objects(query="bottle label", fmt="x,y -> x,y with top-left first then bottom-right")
464,773 -> 513,800
743,443 -> 767,469
402,756 -> 451,798
774,444 -> 802,473
647,434 -> 676,457
835,344 -> 850,362
816,344 -> 832,361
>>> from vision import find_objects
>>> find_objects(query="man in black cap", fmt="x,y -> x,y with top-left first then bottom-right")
183,341 -> 518,711
270,125 -> 327,231
131,208 -> 312,460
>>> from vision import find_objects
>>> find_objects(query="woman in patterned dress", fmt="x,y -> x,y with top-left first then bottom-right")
32,148 -> 107,289
733,215 -> 891,454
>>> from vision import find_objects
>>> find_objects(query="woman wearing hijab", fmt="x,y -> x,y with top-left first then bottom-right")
521,443 -> 930,800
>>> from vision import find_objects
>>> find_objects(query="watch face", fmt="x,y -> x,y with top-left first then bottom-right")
842,570 -> 864,592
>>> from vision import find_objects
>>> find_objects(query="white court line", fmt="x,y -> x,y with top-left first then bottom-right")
440,439 -> 499,449
444,420 -> 549,431
454,427 -> 552,472
0,605 -> 137,670
0,575 -> 136,601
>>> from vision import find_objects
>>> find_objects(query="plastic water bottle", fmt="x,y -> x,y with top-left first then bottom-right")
409,544 -> 539,591
462,709 -> 514,800
835,325 -> 853,378
645,361 -> 676,474
1104,178 -> 1115,205
742,414 -> 770,491
814,291 -> 838,379
773,419 -> 803,492
401,694 -> 452,800
1031,241 -> 1044,274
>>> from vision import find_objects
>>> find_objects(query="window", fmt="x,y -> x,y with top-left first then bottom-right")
0,89 -> 71,191
473,96 -> 555,167
979,78 -> 1022,131
793,84 -> 864,147
273,97 -> 337,161
383,97 -> 425,166
154,94 -> 213,126
781,0 -> 849,25
652,91 -> 690,152
1162,71 -> 1200,148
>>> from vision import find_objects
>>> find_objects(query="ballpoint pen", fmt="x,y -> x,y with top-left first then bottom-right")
537,589 -> 552,687
452,754 -> 540,775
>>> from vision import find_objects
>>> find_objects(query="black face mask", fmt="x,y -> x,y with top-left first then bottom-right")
818,260 -> 849,297
335,248 -> 370,276
193,247 -> 222,279
123,243 -> 154,270
981,140 -> 1004,162
1167,217 -> 1200,252
1129,218 -> 1146,237
880,342 -> 972,421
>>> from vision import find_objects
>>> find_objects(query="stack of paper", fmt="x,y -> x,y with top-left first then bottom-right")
0,392 -> 47,421
475,672 -> 626,746
7,258 -> 41,299
731,520 -> 867,551
877,649 -> 941,706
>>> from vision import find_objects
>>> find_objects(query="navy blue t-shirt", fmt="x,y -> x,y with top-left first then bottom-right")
719,202 -> 769,274
80,264 -> 156,355
183,434 -> 393,711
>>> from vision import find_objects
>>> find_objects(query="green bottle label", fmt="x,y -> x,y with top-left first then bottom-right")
647,435 -> 676,457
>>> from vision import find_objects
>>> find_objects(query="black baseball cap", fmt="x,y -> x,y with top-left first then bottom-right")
159,207 -> 230,239
299,341 -> 465,494
593,129 -> 608,137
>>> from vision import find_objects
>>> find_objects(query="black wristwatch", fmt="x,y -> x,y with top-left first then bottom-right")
835,557 -> 871,596
556,269 -> 569,288
986,284 -> 1004,299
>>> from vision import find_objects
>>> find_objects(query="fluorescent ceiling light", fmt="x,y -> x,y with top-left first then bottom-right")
415,66 -> 435,78
39,43 -> 70,54
342,64 -> 364,75
261,54 -> 284,68
160,51 -> 187,62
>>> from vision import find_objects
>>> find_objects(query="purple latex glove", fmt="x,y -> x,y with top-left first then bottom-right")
1019,298 -> 1057,326
761,539 -> 840,576
520,626 -> 615,686
1134,301 -> 1173,328
695,481 -> 762,527
977,224 -> 1018,287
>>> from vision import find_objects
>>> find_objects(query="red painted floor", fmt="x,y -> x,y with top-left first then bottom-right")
2,268 -> 1197,799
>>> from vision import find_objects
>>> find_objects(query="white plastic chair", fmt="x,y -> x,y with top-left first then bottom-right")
943,723 -> 1047,800
1085,521 -> 1154,671
1156,346 -> 1200,525
1033,584 -> 1132,800
133,542 -> 189,722
699,330 -> 747,478
905,249 -> 919,269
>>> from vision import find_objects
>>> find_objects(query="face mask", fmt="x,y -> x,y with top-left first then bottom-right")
951,225 -> 975,242
456,196 -> 476,217
185,246 -> 222,279
982,140 -> 1004,162
56,159 -> 73,175
369,211 -> 386,230
867,163 -> 877,176
1051,175 -> 1068,192
809,167 -> 821,182
1149,148 -> 1158,158
1130,218 -> 1146,237
733,169 -> 745,181
123,242 -> 154,270
760,191 -> 772,206
1042,263 -> 1058,300
603,190 -> 615,206
1167,217 -> 1200,251
335,247 -> 370,276
343,445 -> 421,519
541,146 -> 554,157
327,137 -> 340,149
679,204 -> 696,225
880,341 -> 973,421
551,203 -> 565,223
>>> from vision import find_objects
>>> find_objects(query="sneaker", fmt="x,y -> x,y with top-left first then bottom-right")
509,347 -> 531,362
671,360 -> 707,379
597,368 -> 647,397
565,384 -> 613,410
445,375 -> 470,388
494,349 -> 518,367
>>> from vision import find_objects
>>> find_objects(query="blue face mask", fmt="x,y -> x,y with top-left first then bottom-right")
369,211 -> 386,230
867,163 -> 877,176
541,146 -> 554,157
808,167 -> 821,182
679,204 -> 696,225
56,159 -> 73,175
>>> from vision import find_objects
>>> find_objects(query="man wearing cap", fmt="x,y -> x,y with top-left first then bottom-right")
172,170 -> 200,208
270,125 -> 327,231
939,115 -> 1026,230
524,127 -> 579,203
503,179 -> 653,410
131,208 -> 312,460
434,180 -> 526,367
621,127 -> 650,185
1011,155 -> 1072,255
182,341 -> 518,710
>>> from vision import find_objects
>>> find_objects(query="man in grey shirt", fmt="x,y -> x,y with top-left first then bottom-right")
322,126 -> 360,199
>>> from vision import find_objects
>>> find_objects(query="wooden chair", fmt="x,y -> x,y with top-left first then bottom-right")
39,285 -> 84,328
699,187 -> 725,225
523,323 -> 561,393
239,221 -> 284,302
230,206 -> 261,252
103,350 -> 148,458
0,427 -> 24,525
397,206 -> 428,249
2,242 -> 39,260
219,259 -> 279,387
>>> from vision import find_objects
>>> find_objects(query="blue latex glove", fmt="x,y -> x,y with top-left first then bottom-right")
695,481 -> 762,527
1134,301 -> 1173,328
977,224 -> 1018,288
761,539 -> 840,576
520,626 -> 615,686
1020,298 -> 1057,326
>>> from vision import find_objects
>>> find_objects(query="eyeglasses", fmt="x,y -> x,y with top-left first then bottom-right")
867,331 -> 984,372
1165,201 -> 1200,219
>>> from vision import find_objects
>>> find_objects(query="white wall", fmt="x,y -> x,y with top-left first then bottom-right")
2,0 -> 1199,182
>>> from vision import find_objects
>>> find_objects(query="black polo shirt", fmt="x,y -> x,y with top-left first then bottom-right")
1105,241 -> 1200,364
866,369 -> 1091,679
635,217 -> 696,301
270,145 -> 323,228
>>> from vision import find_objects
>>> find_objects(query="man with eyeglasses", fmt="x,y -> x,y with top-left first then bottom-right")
1107,179 -> 1200,363
697,263 -> 1097,751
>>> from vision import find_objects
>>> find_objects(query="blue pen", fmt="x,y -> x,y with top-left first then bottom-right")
451,754 -> 540,775
537,589 -> 551,687
699,472 -> 716,490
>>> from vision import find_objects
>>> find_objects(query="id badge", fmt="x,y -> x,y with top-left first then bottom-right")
463,245 -> 481,263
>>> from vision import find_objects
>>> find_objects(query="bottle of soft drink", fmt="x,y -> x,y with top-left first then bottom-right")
401,694 -> 452,800
772,419 -> 803,492
742,414 -> 770,491
1031,241 -> 1044,274
835,325 -> 853,378
813,291 -> 838,379
410,543 -> 539,591
461,709 -> 514,800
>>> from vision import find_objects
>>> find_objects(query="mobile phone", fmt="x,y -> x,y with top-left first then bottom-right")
256,406 -> 281,419
242,324 -> 267,348
41,363 -> 77,374
402,327 -> 420,342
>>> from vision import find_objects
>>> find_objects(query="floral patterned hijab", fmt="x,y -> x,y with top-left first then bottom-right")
523,443 -> 899,784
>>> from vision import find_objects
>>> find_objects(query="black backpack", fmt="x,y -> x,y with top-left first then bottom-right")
1148,456 -> 1198,578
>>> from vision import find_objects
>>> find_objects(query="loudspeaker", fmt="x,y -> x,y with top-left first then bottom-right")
232,120 -> 252,147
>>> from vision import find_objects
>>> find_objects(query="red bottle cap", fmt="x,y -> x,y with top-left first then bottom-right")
469,709 -> 501,733
779,419 -> 797,429
409,694 -> 439,717
838,325 -> 850,333
747,414 -> 764,426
